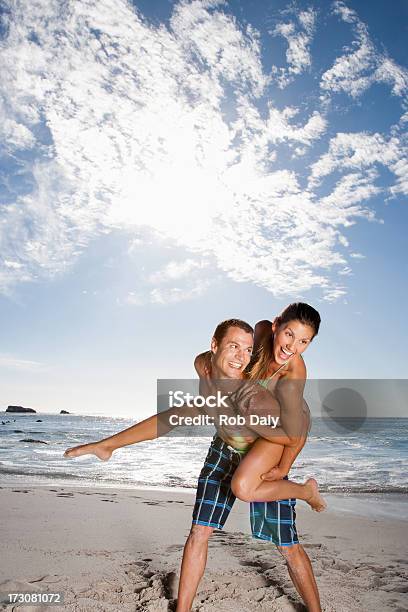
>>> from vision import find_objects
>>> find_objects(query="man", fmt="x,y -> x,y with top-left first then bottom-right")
64,318 -> 321,611
176,319 -> 321,612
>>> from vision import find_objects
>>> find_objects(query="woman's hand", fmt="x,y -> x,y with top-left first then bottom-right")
260,466 -> 287,481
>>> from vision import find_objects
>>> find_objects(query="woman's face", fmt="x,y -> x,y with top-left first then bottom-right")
272,319 -> 315,365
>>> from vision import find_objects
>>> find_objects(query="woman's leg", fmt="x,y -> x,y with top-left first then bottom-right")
64,406 -> 198,460
64,413 -> 159,460
231,438 -> 326,512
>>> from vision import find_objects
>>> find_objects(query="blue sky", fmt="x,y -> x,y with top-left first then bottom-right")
0,0 -> 407,417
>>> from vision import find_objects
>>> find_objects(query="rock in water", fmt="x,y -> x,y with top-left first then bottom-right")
20,438 -> 48,444
7,406 -> 36,413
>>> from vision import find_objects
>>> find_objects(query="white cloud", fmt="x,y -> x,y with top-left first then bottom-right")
148,259 -> 208,283
323,286 -> 347,301
171,0 -> 266,97
0,354 -> 45,371
332,0 -> 356,23
150,280 -> 210,304
123,256 -> 214,305
0,0 -> 406,303
4,260 -> 23,269
321,37 -> 375,99
266,108 -> 327,146
271,8 -> 317,88
375,57 -> 408,97
125,275 -> 211,306
309,132 -> 408,197
320,171 -> 381,214
321,1 -> 408,99
0,113 -> 36,151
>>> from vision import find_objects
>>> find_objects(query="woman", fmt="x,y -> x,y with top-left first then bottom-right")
195,302 -> 326,512
230,302 -> 325,510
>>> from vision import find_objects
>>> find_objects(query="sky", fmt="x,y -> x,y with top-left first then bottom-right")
0,0 -> 407,417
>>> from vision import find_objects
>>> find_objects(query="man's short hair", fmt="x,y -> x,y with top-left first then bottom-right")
212,319 -> 254,345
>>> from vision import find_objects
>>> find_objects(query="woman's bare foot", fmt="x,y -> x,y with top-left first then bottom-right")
64,442 -> 113,461
304,478 -> 327,512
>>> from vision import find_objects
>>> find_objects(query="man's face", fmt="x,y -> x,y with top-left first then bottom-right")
211,326 -> 253,379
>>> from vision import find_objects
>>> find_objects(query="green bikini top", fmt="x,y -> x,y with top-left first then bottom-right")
257,361 -> 289,389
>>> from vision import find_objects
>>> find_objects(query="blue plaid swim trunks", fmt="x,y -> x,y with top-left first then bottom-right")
192,435 -> 299,547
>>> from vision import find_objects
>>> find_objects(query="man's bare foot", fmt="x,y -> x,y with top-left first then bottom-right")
304,478 -> 327,512
64,442 -> 113,461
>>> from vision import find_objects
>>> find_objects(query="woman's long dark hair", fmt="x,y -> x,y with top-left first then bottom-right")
249,303 -> 321,380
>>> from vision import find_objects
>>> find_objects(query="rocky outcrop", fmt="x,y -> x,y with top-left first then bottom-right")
60,410 -> 70,414
6,406 -> 36,413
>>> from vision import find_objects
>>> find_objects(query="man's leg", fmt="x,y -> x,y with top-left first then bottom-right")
277,544 -> 321,612
178,436 -> 240,611
176,524 -> 214,612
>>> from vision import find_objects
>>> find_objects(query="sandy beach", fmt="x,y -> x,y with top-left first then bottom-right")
0,485 -> 407,611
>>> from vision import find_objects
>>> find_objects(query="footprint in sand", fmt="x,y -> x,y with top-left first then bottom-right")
166,544 -> 184,553
239,560 -> 260,567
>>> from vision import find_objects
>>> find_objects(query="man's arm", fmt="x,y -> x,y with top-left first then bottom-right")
229,385 -> 300,447
228,362 -> 306,447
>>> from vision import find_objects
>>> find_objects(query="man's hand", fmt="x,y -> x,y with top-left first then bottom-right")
261,466 -> 287,481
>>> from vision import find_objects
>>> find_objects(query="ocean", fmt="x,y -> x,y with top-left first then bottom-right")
0,412 -> 407,497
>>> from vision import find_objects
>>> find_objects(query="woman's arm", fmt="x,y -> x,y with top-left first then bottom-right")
241,424 -> 299,447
